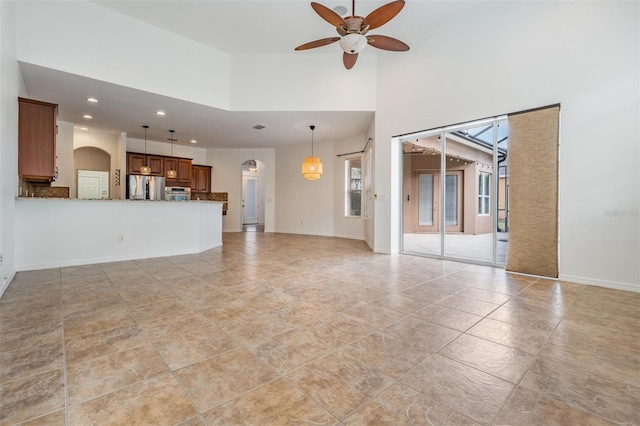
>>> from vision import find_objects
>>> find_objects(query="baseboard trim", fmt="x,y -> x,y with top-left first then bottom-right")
558,273 -> 640,293
333,233 -> 364,241
364,238 -> 374,251
0,271 -> 15,299
374,247 -> 391,254
16,245 -> 223,272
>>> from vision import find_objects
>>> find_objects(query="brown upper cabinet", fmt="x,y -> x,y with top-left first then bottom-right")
164,157 -> 192,186
178,159 -> 192,183
127,152 -> 164,176
147,155 -> 164,176
191,165 -> 212,193
127,153 -> 146,174
18,97 -> 58,183
164,157 -> 178,179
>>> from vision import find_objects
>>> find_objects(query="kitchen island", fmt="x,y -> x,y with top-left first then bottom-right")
15,198 -> 223,271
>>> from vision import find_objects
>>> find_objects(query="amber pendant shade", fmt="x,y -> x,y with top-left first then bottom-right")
302,125 -> 322,180
302,156 -> 323,180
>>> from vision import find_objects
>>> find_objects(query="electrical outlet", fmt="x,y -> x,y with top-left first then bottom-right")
118,235 -> 125,242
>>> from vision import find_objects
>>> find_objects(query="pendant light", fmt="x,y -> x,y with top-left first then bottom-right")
301,125 -> 322,180
166,129 -> 178,179
140,125 -> 151,175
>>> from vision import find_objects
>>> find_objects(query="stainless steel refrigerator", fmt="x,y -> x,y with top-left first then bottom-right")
127,175 -> 165,200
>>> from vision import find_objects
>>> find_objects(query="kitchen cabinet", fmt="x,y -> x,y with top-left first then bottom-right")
164,157 -> 178,180
191,165 -> 211,193
127,152 -> 164,176
178,159 -> 192,183
127,153 -> 146,174
147,155 -> 164,176
18,97 -> 58,182
165,157 -> 192,186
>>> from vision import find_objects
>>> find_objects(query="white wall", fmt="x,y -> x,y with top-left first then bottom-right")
363,121 -> 376,250
53,120 -> 74,190
0,1 -> 25,296
16,2 -> 377,115
15,199 -> 222,270
230,53 -> 376,111
16,1 -> 231,109
275,141 -> 334,236
374,1 -> 639,290
207,148 -> 276,232
126,137 -> 208,165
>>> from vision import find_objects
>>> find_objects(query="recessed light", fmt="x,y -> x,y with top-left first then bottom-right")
156,111 -> 166,116
86,97 -> 98,103
79,127 -> 88,131
253,124 -> 266,130
82,114 -> 93,119
190,139 -> 197,144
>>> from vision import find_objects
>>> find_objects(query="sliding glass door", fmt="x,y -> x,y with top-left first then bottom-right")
401,117 -> 509,267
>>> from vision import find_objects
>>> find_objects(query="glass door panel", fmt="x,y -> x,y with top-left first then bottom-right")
419,173 -> 434,226
443,127 -> 493,263
445,174 -> 459,227
402,140 -> 441,256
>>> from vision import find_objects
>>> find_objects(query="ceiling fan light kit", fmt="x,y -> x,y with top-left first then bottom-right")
339,33 -> 367,54
295,0 -> 409,70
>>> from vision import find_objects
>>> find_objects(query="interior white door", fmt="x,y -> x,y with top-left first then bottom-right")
77,170 -> 109,199
243,176 -> 259,224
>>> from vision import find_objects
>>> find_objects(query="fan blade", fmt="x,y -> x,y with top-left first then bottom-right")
311,2 -> 346,27
362,0 -> 405,30
295,37 -> 341,51
367,35 -> 409,51
343,52 -> 358,70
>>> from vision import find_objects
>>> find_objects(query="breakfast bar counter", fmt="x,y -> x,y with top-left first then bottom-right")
15,198 -> 223,271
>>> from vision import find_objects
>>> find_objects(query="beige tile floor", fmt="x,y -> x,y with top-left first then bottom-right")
1,232 -> 639,425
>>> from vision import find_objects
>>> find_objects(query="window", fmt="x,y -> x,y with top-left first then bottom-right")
478,171 -> 490,215
345,157 -> 362,216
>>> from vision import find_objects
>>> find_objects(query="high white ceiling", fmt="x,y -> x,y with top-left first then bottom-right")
20,1 -> 475,148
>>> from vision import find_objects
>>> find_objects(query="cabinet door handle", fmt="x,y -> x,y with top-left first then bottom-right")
407,194 -> 410,202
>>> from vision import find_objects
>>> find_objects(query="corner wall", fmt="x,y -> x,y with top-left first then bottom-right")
0,1 -> 24,296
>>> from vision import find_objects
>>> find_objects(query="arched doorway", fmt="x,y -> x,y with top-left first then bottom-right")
241,159 -> 265,232
73,146 -> 111,199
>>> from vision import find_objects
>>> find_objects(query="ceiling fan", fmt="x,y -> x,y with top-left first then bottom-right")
295,0 -> 410,70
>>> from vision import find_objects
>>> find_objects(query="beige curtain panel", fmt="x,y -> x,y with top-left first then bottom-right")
506,105 -> 560,278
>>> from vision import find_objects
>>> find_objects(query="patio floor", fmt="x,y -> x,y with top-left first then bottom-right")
403,232 -> 509,265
